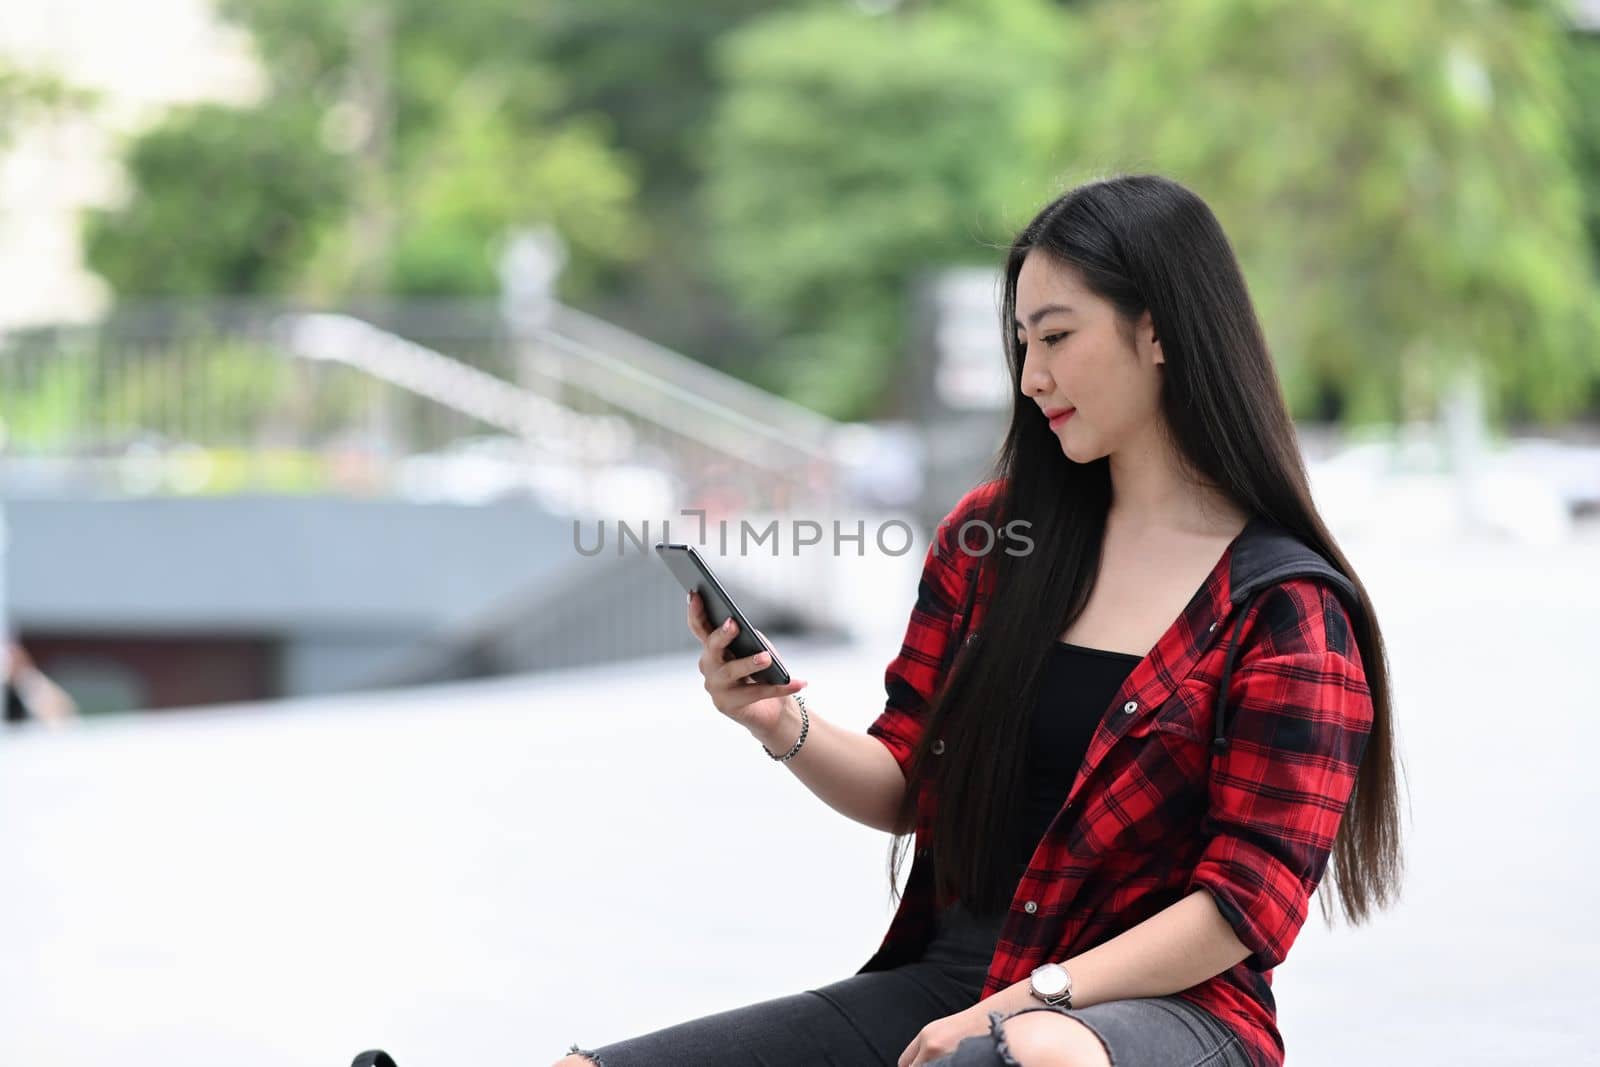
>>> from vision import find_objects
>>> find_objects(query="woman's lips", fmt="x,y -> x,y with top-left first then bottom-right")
1049,409 -> 1075,429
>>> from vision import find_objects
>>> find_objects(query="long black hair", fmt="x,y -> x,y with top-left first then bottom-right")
886,173 -> 1405,928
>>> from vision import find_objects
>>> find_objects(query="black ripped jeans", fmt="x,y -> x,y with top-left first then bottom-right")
564,898 -> 1250,1067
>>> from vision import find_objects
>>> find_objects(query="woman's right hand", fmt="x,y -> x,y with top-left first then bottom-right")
688,590 -> 808,740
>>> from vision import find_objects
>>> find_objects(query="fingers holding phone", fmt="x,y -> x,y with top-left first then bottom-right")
688,590 -> 806,737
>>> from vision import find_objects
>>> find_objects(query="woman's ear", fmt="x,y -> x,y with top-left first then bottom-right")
1139,310 -> 1163,364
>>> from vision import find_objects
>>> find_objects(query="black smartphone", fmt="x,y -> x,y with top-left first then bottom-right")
654,542 -> 792,686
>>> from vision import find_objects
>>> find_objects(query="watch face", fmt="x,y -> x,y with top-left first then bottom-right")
1031,963 -> 1069,997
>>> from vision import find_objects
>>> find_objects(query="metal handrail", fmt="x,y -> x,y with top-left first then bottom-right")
546,302 -> 840,448
1,300 -> 850,498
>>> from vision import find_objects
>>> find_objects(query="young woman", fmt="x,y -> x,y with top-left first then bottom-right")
558,173 -> 1404,1067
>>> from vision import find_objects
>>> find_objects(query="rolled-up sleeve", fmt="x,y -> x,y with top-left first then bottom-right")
1186,646 -> 1374,972
865,491 -> 982,782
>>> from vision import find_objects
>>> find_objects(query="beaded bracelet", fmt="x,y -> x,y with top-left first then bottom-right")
761,693 -> 809,762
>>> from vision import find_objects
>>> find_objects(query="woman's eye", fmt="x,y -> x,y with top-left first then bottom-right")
1017,332 -> 1070,348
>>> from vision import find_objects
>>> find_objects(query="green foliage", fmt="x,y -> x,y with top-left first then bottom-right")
0,346 -> 95,448
66,0 -> 1600,427
705,0 -> 1600,425
1047,0 -> 1600,426
0,59 -> 97,150
80,0 -> 643,301
0,336 -> 326,450
505,0 -> 816,366
208,0 -> 642,299
381,90 -> 641,296
523,0 -> 810,200
702,0 -> 1073,419
84,104 -> 349,295
1567,30 -> 1600,275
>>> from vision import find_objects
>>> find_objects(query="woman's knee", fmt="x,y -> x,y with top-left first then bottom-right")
992,1008 -> 1112,1067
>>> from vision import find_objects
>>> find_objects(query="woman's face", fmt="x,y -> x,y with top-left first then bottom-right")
1015,249 -> 1164,464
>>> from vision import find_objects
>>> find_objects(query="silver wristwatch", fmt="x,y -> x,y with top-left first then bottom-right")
1029,961 -> 1073,1008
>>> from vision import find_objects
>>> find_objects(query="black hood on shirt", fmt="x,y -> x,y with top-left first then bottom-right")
1211,514 -> 1365,752
1228,513 -> 1359,609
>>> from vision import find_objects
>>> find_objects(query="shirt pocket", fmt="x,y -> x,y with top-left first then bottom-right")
1129,678 -> 1214,739
1123,681 -> 1214,785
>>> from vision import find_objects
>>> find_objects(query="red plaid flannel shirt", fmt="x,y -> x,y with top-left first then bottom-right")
860,480 -> 1373,1067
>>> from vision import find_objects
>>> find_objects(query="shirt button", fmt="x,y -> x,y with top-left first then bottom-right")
931,738 -> 945,755
1024,900 -> 1038,914
1122,700 -> 1138,714
1208,621 -> 1218,632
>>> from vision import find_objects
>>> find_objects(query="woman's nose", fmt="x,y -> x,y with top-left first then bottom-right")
1020,362 -> 1051,397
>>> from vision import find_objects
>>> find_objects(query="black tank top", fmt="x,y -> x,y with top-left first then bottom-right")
981,640 -> 1143,913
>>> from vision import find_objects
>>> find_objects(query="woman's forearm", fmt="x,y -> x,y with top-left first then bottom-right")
986,888 -> 1251,1016
749,695 -> 909,835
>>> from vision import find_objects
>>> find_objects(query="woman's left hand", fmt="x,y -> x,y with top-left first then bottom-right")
897,1001 -> 998,1066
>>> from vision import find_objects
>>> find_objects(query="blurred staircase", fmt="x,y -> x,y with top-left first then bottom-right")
272,303 -> 855,684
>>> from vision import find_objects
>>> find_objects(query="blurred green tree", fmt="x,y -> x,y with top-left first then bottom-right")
85,103 -> 348,295
514,0 -> 810,370
706,0 -> 1600,426
702,0 -> 1073,420
1050,0 -> 1600,427
85,0 -> 643,301
0,61 -> 95,148
1568,22 -> 1600,277
66,0 -> 1600,427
